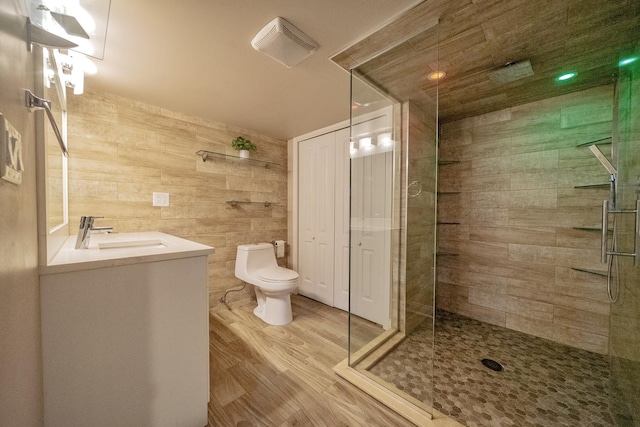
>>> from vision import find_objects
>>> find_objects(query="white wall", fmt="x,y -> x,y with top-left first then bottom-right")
0,1 -> 44,425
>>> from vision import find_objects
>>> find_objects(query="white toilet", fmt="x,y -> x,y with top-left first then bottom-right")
235,243 -> 298,325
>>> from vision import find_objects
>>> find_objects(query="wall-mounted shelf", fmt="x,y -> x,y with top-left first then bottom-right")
438,160 -> 461,165
438,222 -> 461,225
196,150 -> 281,169
571,267 -> 607,277
572,226 -> 612,233
574,183 -> 610,189
576,137 -> 612,147
437,191 -> 461,195
226,200 -> 278,208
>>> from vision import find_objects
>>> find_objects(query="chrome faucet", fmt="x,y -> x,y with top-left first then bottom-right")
74,216 -> 113,249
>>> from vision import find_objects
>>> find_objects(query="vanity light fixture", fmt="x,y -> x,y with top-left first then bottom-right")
377,133 -> 393,147
65,51 -> 85,95
359,137 -> 374,149
46,50 -> 85,95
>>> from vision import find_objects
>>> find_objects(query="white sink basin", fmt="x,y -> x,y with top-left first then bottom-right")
41,232 -> 214,275
98,239 -> 167,249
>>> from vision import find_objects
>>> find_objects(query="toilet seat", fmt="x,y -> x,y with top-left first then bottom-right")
257,266 -> 298,283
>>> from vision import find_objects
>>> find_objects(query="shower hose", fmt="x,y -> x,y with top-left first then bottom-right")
607,218 -> 619,303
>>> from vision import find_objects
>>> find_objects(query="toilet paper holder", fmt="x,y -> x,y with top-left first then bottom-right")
271,240 -> 286,258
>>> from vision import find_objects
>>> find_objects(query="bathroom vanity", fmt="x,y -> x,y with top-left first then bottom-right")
39,232 -> 214,427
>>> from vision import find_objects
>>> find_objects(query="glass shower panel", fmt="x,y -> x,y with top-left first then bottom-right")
347,22 -> 439,416
348,74 -> 398,358
609,55 -> 640,426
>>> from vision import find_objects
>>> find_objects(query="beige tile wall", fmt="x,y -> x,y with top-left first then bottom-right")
403,101 -> 438,334
437,85 -> 614,354
67,90 -> 288,310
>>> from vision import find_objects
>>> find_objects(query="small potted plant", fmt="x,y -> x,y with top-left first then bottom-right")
231,136 -> 257,159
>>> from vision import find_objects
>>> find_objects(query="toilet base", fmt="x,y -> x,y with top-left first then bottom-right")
254,287 -> 293,325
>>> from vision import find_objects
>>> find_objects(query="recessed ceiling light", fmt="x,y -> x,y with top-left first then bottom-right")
428,71 -> 446,81
556,72 -> 577,82
619,56 -> 638,66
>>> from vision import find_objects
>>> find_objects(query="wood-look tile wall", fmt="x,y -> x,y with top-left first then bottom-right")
403,101 -> 438,334
437,85 -> 614,354
66,90 -> 288,310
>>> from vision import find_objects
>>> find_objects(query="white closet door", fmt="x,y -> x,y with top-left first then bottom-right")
351,151 -> 392,328
333,127 -> 351,311
298,133 -> 335,306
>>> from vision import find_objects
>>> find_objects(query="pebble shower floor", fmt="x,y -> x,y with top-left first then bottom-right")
370,310 -> 615,426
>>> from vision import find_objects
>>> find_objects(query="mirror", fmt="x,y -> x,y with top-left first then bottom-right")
43,90 -> 67,231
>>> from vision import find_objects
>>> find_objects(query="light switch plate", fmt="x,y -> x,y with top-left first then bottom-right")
152,192 -> 169,207
0,113 -> 23,185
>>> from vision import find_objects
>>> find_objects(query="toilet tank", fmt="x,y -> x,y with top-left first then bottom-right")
235,243 -> 277,279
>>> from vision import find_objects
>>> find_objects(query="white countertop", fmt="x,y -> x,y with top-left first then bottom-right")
40,231 -> 215,275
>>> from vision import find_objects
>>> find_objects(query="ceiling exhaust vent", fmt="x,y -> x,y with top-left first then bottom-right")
251,17 -> 318,68
489,60 -> 535,84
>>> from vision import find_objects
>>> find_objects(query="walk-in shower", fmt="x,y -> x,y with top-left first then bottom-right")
333,0 -> 640,426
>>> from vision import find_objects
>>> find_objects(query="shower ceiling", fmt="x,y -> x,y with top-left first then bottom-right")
334,0 -> 640,123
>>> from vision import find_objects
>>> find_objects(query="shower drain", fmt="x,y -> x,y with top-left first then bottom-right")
481,358 -> 504,372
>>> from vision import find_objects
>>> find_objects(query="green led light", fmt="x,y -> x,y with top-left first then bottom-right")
619,56 -> 638,66
556,72 -> 577,82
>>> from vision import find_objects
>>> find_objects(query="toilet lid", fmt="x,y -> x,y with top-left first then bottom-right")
257,266 -> 298,282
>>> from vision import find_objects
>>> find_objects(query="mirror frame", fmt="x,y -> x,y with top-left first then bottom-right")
35,47 -> 70,265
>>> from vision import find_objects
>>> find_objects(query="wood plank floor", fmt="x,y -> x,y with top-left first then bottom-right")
208,294 -> 417,427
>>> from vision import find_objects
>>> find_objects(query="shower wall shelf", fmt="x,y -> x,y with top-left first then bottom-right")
575,137 -> 612,147
226,200 -> 278,208
196,150 -> 281,169
571,267 -> 607,277
437,160 -> 461,256
574,183 -> 610,189
572,226 -> 612,232
438,160 -> 461,165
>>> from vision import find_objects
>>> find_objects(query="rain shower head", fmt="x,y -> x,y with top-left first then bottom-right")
489,60 -> 535,84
